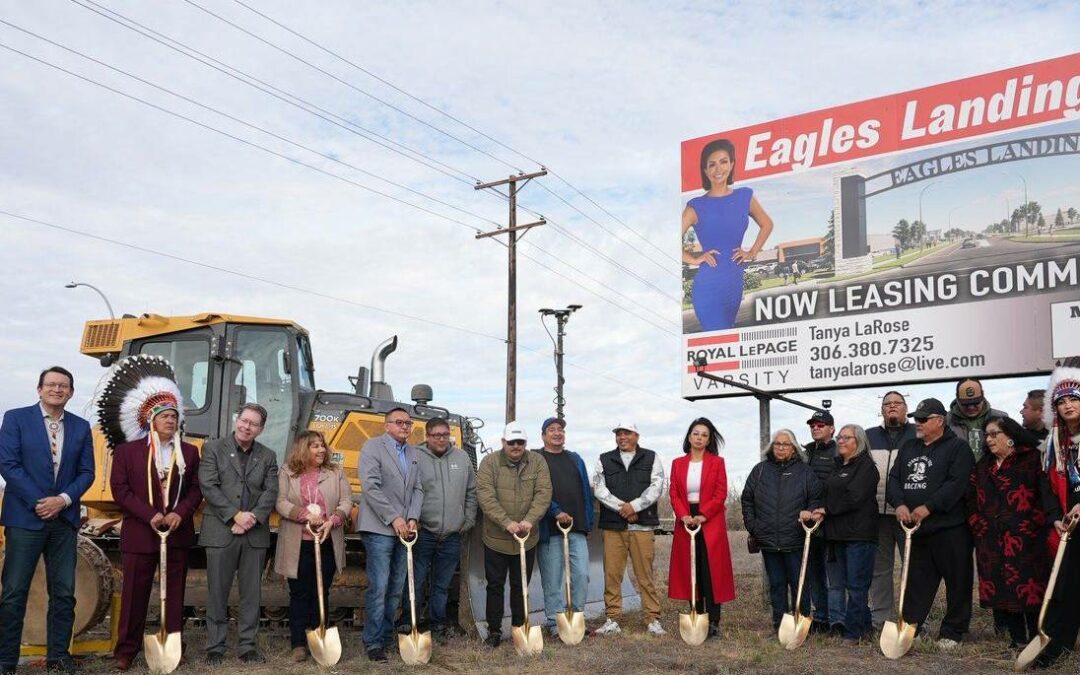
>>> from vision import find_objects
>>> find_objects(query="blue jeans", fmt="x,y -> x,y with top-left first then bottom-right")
362,532 -> 407,650
537,531 -> 589,629
0,522 -> 77,668
411,530 -> 461,627
807,536 -> 835,623
828,541 -> 875,640
762,550 -> 810,629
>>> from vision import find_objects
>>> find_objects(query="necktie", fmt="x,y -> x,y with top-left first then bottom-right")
47,417 -> 61,479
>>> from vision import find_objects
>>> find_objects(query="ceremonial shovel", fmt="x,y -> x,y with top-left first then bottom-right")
777,518 -> 821,650
143,528 -> 181,675
305,524 -> 342,667
880,520 -> 920,659
1015,513 -> 1079,672
555,519 -> 585,645
510,531 -> 544,656
678,521 -> 709,646
398,531 -> 432,665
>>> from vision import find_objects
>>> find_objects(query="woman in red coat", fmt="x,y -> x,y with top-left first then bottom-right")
668,417 -> 735,637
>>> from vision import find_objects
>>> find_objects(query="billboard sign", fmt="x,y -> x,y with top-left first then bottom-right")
680,53 -> 1080,398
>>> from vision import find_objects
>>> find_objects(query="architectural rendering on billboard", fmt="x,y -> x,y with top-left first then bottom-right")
681,52 -> 1080,399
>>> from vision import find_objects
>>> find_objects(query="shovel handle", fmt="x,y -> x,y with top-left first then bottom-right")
511,528 -> 531,543
799,517 -> 821,535
397,530 -> 418,548
306,522 -> 329,545
894,520 -> 920,619
683,520 -> 701,536
556,517 -> 574,535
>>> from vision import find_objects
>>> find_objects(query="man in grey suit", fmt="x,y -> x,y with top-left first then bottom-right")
358,406 -> 423,662
198,403 -> 279,664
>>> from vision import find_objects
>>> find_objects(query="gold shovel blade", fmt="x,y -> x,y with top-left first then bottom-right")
307,626 -> 342,667
778,612 -> 812,651
879,619 -> 916,659
556,610 -> 586,645
512,624 -> 544,656
678,610 -> 709,646
143,631 -> 182,674
1014,633 -> 1050,672
399,628 -> 433,666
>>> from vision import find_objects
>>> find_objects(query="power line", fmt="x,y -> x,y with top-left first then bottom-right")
67,0 -> 678,305
1,36 -> 679,338
71,0 -> 481,187
182,0 -> 678,288
0,40 -> 492,235
230,0 -> 680,268
0,209 -> 504,341
4,206 -> 698,415
180,0 -> 525,174
0,19 -> 503,229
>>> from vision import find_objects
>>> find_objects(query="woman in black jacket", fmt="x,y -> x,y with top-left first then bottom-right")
742,429 -> 823,630
813,424 -> 879,644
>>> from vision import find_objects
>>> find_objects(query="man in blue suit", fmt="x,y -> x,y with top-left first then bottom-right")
0,367 -> 96,675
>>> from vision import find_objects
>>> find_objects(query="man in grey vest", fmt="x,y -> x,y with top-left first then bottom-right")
865,391 -> 917,630
591,420 -> 665,636
199,403 -> 279,664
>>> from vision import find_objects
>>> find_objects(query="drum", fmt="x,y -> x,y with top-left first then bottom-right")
0,535 -> 114,642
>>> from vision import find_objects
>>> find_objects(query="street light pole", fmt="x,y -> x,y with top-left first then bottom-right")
1017,173 -> 1029,236
918,181 -> 938,235
539,305 -> 581,420
65,282 -> 115,319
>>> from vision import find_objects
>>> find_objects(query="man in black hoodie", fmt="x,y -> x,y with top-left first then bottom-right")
886,398 -> 975,649
803,410 -> 839,633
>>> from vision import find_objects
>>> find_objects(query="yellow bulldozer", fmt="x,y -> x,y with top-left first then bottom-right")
1,312 -> 485,653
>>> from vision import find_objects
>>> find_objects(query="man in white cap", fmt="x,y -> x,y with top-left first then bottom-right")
475,422 -> 552,648
591,421 -> 666,636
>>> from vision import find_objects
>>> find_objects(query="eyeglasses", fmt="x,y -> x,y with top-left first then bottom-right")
428,432 -> 451,439
985,431 -> 1003,438
236,418 -> 263,428
506,440 -> 526,447
808,422 -> 829,429
772,442 -> 794,448
387,419 -> 413,427
41,383 -> 71,390
836,435 -> 856,442
913,415 -> 942,424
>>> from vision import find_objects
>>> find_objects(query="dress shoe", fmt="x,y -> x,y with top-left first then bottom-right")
113,655 -> 133,672
366,647 -> 387,662
205,652 -> 225,666
239,651 -> 265,664
291,647 -> 308,662
484,634 -> 501,648
46,659 -> 85,675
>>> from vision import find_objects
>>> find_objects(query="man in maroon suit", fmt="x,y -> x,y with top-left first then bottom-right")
110,402 -> 202,671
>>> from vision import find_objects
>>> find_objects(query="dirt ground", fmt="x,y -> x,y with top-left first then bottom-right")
45,532 -> 1078,674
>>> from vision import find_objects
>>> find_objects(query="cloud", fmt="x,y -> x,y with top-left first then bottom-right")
1,0 -> 1076,488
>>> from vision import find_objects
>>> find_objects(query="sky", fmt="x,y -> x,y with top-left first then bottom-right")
1,1 -> 1076,488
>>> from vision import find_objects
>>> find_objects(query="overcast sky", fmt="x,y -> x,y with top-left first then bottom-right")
1,1 -> 1074,487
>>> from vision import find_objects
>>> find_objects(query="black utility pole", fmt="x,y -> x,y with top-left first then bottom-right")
475,169 -> 547,423
539,304 -> 581,420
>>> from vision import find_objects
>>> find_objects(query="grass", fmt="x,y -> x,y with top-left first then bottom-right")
53,531 -> 1079,674
1008,227 -> 1080,243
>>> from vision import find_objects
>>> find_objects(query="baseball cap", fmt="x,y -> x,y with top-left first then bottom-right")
908,398 -> 947,421
541,417 -> 565,433
502,422 -> 527,443
806,411 -> 834,426
612,420 -> 639,434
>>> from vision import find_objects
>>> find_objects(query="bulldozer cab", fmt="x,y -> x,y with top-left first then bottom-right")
79,314 -> 315,509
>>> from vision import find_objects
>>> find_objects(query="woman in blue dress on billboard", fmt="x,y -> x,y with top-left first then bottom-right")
682,139 -> 774,331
